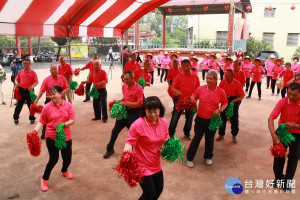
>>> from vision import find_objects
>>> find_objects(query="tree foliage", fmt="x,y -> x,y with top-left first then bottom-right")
0,36 -> 16,49
293,47 -> 300,58
245,37 -> 273,59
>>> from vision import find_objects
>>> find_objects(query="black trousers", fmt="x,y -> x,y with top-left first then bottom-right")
281,86 -> 288,98
93,88 -> 108,120
13,87 -> 35,121
218,97 -> 241,136
43,138 -> 72,180
248,81 -> 262,97
160,69 -> 168,82
273,133 -> 300,181
187,116 -> 216,161
41,98 -> 51,137
267,76 -> 272,88
157,64 -> 161,76
106,108 -> 141,152
271,79 -> 280,94
85,82 -> 92,100
168,97 -> 194,137
245,78 -> 251,92
122,58 -> 129,70
202,69 -> 209,81
149,71 -> 154,85
108,53 -> 113,61
139,171 -> 164,200
220,69 -> 224,81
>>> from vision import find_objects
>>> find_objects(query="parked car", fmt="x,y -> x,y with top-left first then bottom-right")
257,50 -> 280,66
105,52 -> 120,61
0,52 -> 15,66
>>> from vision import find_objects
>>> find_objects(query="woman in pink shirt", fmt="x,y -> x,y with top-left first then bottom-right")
265,55 -> 276,89
241,56 -> 253,93
33,86 -> 76,191
157,50 -> 164,76
124,96 -> 169,199
271,58 -> 285,96
160,52 -> 171,83
246,58 -> 265,100
292,57 -> 300,79
279,62 -> 295,98
200,54 -> 210,81
209,54 -> 220,71
190,56 -> 199,76
219,53 -> 228,81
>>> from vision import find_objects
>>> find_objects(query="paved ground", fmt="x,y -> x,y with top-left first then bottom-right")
0,60 -> 299,200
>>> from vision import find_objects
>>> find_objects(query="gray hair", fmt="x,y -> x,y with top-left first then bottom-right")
173,59 -> 179,64
124,70 -> 134,78
207,69 -> 218,79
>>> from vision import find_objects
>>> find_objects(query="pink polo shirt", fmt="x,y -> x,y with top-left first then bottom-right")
39,100 -> 76,141
224,64 -> 233,71
219,79 -> 245,97
191,61 -> 199,75
219,58 -> 226,70
272,65 -> 284,80
279,69 -> 295,87
135,69 -> 152,85
250,66 -> 265,82
40,75 -> 69,97
157,54 -> 164,65
209,60 -> 219,70
178,56 -> 183,64
161,57 -> 171,69
122,82 -> 143,108
292,63 -> 300,75
82,61 -> 94,73
193,85 -> 228,119
172,72 -> 200,100
241,62 -> 253,78
201,59 -> 210,70
15,69 -> 38,89
88,69 -> 108,89
266,59 -> 276,76
126,117 -> 169,176
124,61 -> 141,75
269,97 -> 300,133
58,63 -> 73,78
233,70 -> 246,85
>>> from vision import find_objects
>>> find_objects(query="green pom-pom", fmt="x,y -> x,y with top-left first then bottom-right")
69,81 -> 78,90
225,102 -> 234,118
208,114 -> 223,132
137,77 -> 146,87
277,123 -> 296,146
192,105 -> 197,115
88,86 -> 99,99
55,123 -> 67,149
110,101 -> 128,120
29,91 -> 37,102
160,136 -> 185,163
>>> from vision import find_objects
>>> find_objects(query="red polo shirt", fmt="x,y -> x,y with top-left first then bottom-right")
40,75 -> 69,97
124,61 -> 141,75
135,69 -> 152,85
193,85 -> 228,119
250,66 -> 265,82
82,61 -> 94,72
58,63 -> 73,78
122,82 -> 143,108
234,70 -> 246,85
15,69 -> 38,89
219,79 -> 245,97
88,69 -> 108,89
172,72 -> 200,100
241,62 -> 252,78
269,97 -> 300,133
272,65 -> 284,80
279,69 -> 295,87
166,68 -> 182,81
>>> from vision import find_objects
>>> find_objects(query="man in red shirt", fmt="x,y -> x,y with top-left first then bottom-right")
135,60 -> 152,87
82,60 -> 108,122
167,59 -> 182,109
13,59 -> 39,124
34,64 -> 70,139
58,57 -> 73,103
104,70 -> 143,159
217,69 -> 245,143
279,62 -> 295,98
268,82 -> 300,191
169,59 -> 200,140
121,45 -> 130,70
80,54 -> 98,102
123,53 -> 141,77
233,60 -> 246,86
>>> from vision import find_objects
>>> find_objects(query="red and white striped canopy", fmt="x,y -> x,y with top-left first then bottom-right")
0,0 -> 169,38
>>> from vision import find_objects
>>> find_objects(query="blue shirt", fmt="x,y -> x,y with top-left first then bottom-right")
10,61 -> 24,74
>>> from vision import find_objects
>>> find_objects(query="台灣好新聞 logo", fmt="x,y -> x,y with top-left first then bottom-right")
225,177 -> 243,194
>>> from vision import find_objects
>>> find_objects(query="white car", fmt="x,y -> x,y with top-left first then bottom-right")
106,52 -> 120,61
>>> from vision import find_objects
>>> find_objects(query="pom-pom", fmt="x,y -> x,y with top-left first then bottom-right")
14,87 -> 21,100
110,101 -> 128,120
269,143 -> 287,158
225,102 -> 234,118
74,83 -> 85,96
27,130 -> 41,156
88,86 -> 99,99
208,114 -> 223,132
160,136 -> 185,163
192,105 -> 197,115
276,123 -> 296,146
64,70 -> 72,77
176,96 -> 196,112
30,103 -> 43,116
109,101 -> 116,111
69,81 -> 78,90
137,77 -> 146,88
167,88 -> 176,98
74,68 -> 80,76
114,151 -> 144,187
55,123 -> 67,149
29,91 -> 37,102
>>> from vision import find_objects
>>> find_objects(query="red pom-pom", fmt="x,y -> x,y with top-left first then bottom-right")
74,68 -> 80,76
27,130 -> 41,156
269,143 -> 287,158
64,70 -> 72,77
14,87 -> 21,100
29,103 -> 43,116
114,151 -> 144,187
168,88 -> 176,98
176,96 -> 196,112
109,101 -> 116,111
74,83 -> 85,96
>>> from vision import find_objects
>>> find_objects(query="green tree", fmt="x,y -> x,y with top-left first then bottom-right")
51,37 -> 68,61
245,37 -> 273,59
293,47 -> 300,58
0,36 -> 16,49
92,37 -> 119,56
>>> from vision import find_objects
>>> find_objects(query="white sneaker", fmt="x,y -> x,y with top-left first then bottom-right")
206,159 -> 213,165
186,160 -> 194,168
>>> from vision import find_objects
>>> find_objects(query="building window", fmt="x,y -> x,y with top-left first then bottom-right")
216,31 -> 228,42
263,32 -> 275,46
287,33 -> 299,46
264,8 -> 275,17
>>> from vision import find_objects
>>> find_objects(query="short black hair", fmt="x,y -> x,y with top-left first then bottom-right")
23,58 -> 31,64
181,59 -> 191,66
234,60 -> 241,66
49,86 -> 63,94
141,96 -> 165,117
285,62 -> 291,67
123,45 -> 128,50
288,82 -> 300,93
293,57 -> 299,62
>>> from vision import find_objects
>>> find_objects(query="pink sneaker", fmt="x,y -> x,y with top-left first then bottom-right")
40,178 -> 48,192
61,171 -> 73,179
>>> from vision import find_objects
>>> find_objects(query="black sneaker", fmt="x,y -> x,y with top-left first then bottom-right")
92,118 -> 101,121
30,120 -> 35,124
103,119 -> 107,123
185,135 -> 192,140
103,151 -> 115,159
41,134 -> 45,140
83,99 -> 90,102
14,120 -> 19,125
